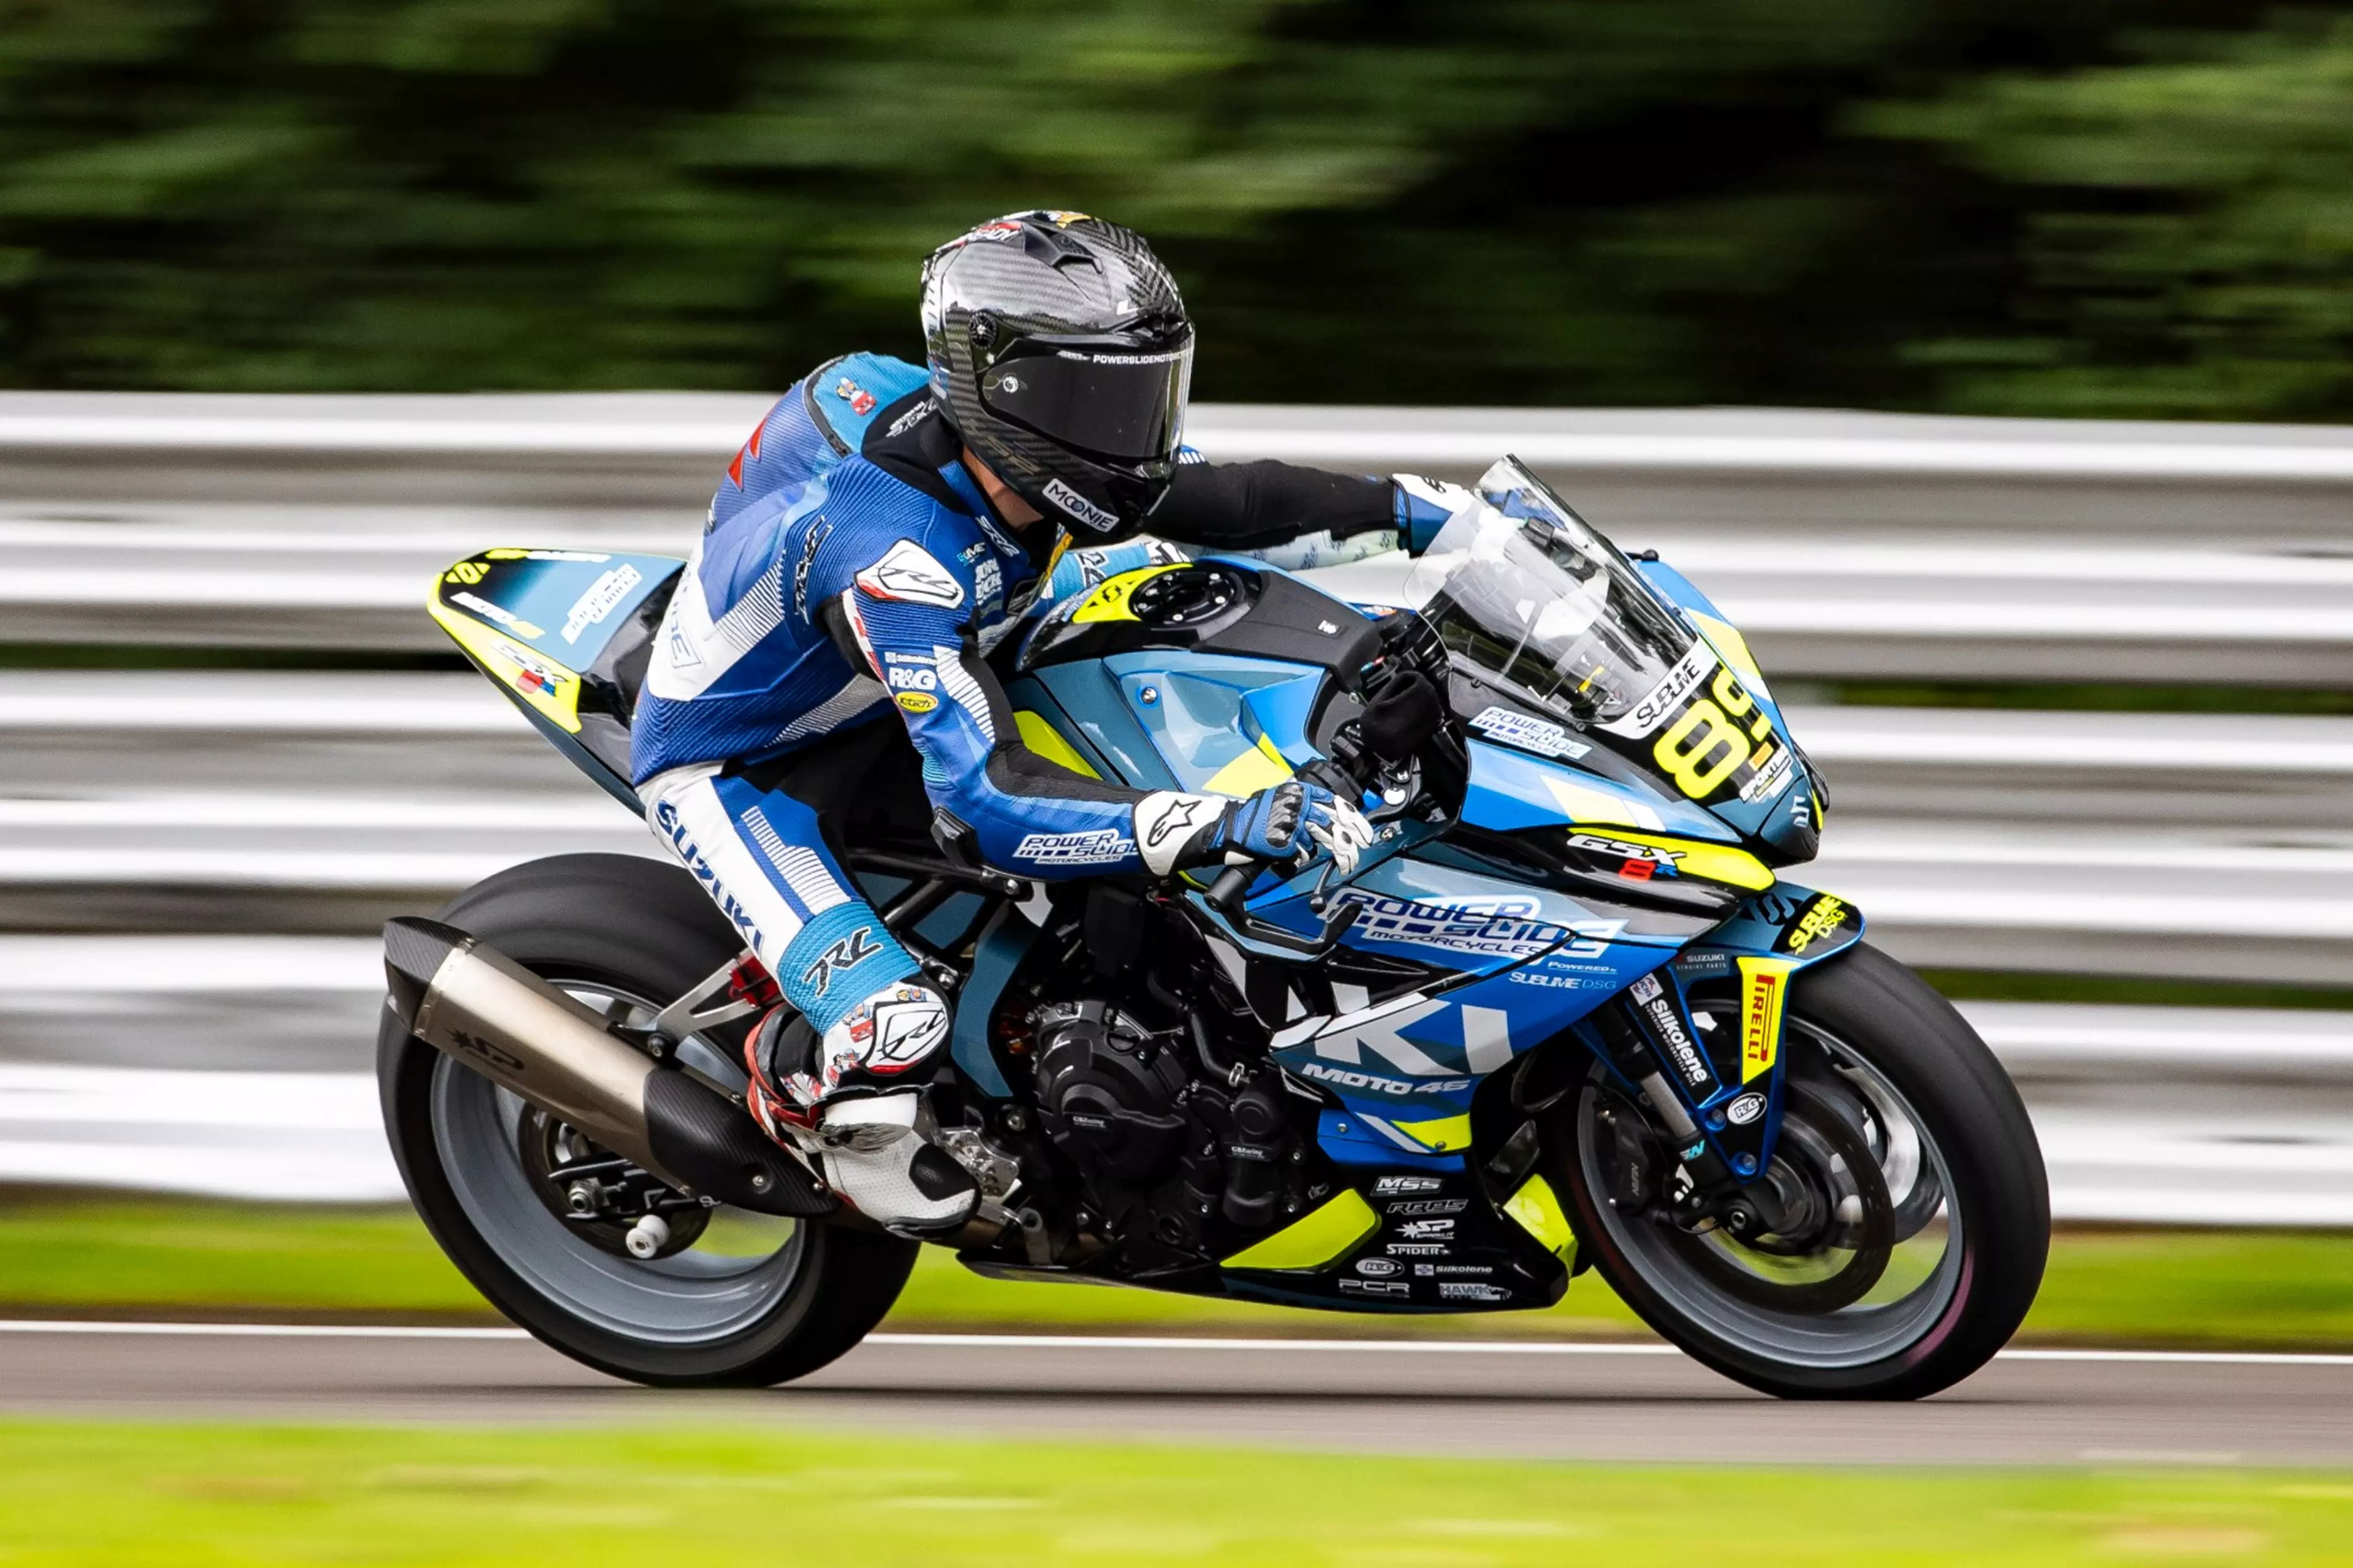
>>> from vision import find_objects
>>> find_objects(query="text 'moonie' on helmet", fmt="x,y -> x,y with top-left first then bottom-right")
921,210 -> 1194,538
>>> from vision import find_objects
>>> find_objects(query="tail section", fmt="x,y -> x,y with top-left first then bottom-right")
428,548 -> 686,808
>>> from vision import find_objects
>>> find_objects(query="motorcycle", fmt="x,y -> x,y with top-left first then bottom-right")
378,455 -> 2048,1399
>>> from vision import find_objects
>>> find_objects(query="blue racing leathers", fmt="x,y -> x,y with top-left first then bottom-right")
632,355 -> 1421,1040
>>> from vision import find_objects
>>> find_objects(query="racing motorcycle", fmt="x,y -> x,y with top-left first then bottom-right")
378,456 -> 2048,1401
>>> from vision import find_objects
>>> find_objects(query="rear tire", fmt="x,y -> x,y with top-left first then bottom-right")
378,852 -> 917,1388
1552,941 -> 2048,1400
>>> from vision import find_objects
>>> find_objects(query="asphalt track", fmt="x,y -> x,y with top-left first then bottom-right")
4,1323 -> 2352,1466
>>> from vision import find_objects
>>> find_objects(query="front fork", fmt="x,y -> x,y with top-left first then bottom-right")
1584,981 -> 1789,1240
1578,884 -> 1862,1239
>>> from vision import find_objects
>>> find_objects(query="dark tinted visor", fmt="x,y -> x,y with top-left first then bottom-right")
979,335 -> 1194,463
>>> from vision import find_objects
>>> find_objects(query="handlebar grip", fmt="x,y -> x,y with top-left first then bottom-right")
1205,865 -> 1252,913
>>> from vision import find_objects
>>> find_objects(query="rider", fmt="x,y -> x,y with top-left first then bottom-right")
632,210 -> 1474,1233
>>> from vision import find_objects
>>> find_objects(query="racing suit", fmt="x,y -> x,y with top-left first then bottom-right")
631,358 -> 1453,1223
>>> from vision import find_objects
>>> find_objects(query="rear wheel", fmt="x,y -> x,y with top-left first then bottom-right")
377,853 -> 917,1387
1550,942 -> 2048,1399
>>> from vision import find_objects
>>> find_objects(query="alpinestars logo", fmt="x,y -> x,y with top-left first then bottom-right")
801,927 -> 882,996
855,540 -> 964,608
1043,479 -> 1119,533
1132,792 -> 1219,875
1143,798 -> 1207,846
1013,830 -> 1134,866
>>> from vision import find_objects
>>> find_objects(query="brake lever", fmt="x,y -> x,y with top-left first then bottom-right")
1190,865 -> 1362,960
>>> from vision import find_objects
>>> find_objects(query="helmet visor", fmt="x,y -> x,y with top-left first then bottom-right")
979,336 -> 1194,463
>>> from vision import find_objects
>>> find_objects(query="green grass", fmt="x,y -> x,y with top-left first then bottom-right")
0,1196 -> 484,1320
4,1418 -> 2352,1566
18,1192 -> 2353,1350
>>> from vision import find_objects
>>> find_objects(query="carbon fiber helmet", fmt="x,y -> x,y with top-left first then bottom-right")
921,210 -> 1194,537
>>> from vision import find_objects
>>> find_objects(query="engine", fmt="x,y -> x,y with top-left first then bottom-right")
1028,998 -> 1306,1273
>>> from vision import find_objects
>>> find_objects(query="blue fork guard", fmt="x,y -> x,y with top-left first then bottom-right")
1578,882 -> 1865,1183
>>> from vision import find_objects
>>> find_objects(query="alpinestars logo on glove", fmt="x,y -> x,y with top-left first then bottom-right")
1137,794 -> 1210,847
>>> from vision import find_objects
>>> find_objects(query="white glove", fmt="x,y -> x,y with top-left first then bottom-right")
1307,796 -> 1377,876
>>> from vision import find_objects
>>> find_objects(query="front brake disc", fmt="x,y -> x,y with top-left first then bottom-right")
1669,1080 -> 1895,1314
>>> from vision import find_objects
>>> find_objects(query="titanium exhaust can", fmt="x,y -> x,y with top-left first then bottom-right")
382,916 -> 833,1218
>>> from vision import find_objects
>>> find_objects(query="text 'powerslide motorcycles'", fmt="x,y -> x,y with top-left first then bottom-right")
378,456 -> 2049,1400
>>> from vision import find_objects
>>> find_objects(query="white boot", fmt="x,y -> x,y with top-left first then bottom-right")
816,1093 -> 977,1233
742,980 -> 974,1232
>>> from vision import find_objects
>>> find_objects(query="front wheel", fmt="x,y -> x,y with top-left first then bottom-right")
1550,941 -> 2048,1399
378,853 -> 918,1388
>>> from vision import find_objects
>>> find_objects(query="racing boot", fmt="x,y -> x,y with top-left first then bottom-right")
743,980 -> 977,1233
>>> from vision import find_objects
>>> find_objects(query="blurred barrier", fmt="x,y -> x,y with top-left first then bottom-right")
2,944 -> 2341,1222
9,396 -> 2353,681
3,668 -> 2346,982
20,518 -> 2353,682
4,395 -> 2353,1218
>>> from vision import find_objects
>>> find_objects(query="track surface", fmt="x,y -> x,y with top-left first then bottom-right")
5,1324 -> 2351,1466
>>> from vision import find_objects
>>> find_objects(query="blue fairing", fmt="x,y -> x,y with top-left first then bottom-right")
1460,737 -> 1736,843
977,569 -> 1860,1187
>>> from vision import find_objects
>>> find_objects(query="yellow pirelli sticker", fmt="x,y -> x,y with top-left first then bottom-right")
1737,955 -> 1800,1083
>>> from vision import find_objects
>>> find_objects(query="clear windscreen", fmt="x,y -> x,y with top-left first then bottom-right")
1403,458 -> 1693,725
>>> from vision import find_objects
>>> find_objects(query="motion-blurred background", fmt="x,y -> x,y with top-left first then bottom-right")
4,0 -> 2353,1341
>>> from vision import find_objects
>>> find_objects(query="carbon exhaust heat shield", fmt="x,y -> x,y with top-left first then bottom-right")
382,917 -> 833,1218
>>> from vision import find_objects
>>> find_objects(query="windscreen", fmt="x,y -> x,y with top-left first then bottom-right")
1403,457 -> 1694,725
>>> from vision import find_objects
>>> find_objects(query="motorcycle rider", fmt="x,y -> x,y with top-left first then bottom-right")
632,210 -> 1474,1232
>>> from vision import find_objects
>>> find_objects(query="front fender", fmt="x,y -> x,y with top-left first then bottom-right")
1689,878 -> 1863,1074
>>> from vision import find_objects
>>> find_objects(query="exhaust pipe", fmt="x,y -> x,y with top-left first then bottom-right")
383,917 -> 833,1218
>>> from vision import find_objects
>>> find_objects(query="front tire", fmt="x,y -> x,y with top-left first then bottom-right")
378,853 -> 917,1387
1552,941 -> 2048,1399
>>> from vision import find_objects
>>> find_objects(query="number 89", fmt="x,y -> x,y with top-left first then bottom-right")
1653,699 -> 1746,798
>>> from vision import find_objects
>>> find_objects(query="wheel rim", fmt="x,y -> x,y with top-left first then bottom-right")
1574,1015 -> 1967,1371
430,978 -> 809,1346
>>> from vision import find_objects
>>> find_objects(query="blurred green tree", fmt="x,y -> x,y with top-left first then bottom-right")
0,0 -> 2328,415
1872,10 -> 2353,421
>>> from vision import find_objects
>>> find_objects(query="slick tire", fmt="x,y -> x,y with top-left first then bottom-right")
379,852 -> 917,1388
1554,941 -> 2049,1401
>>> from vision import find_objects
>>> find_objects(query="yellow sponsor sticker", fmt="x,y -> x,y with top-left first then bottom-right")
1737,955 -> 1799,1083
426,596 -> 585,733
1070,566 -> 1184,625
1786,894 -> 1848,954
896,691 -> 939,714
